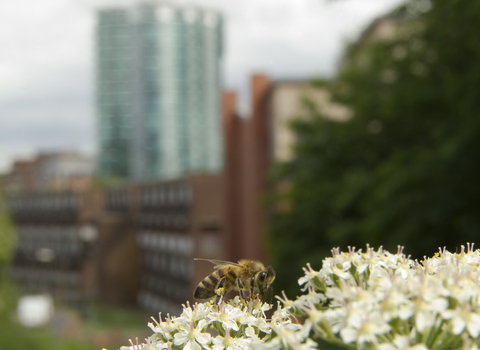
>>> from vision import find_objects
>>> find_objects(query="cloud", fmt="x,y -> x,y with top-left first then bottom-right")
0,0 -> 404,172
0,0 -> 95,171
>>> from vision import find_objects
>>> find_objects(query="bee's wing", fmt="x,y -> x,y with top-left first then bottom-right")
194,258 -> 247,270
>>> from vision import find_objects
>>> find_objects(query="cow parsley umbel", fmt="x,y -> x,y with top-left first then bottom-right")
119,244 -> 480,350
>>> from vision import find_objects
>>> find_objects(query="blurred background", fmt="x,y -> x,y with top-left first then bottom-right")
1,0 -> 479,348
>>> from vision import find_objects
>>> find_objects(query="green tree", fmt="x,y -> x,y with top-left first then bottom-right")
0,190 -> 15,314
267,0 -> 480,297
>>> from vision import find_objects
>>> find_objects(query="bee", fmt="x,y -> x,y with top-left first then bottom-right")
194,258 -> 275,302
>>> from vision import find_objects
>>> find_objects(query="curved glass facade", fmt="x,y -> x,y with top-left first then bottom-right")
96,3 -> 223,180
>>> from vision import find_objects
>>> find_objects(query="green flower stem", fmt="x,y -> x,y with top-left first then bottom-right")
433,334 -> 461,350
213,321 -> 225,337
390,318 -> 402,335
426,319 -> 444,348
377,334 -> 391,343
318,319 -> 335,340
402,320 -> 411,335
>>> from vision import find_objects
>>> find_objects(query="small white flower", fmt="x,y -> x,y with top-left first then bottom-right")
149,314 -> 177,341
298,263 -> 320,290
340,311 -> 391,345
249,299 -> 272,318
212,329 -> 249,350
413,296 -> 447,332
302,300 -> 324,325
394,257 -> 414,279
173,320 -> 211,350
324,306 -> 348,333
245,326 -> 262,341
379,288 -> 412,321
443,305 -> 480,337
178,302 -> 212,325
276,291 -> 294,309
207,304 -> 244,331
268,321 -> 305,348
271,303 -> 291,324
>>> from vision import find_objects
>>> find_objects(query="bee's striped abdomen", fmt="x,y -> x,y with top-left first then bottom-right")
194,268 -> 235,299
194,272 -> 221,299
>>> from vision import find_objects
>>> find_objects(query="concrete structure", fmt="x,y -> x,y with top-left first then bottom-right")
96,2 -> 224,180
3,152 -> 94,193
34,152 -> 95,192
267,81 -> 351,162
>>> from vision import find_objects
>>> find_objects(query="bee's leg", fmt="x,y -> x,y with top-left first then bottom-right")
215,277 -> 226,304
250,277 -> 255,300
237,279 -> 246,299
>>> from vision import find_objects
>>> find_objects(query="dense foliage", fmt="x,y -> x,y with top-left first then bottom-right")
0,193 -> 15,315
267,0 -> 480,296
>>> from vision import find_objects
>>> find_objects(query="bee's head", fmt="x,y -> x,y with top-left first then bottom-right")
255,266 -> 276,301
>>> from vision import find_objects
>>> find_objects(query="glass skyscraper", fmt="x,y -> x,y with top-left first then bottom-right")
95,3 -> 223,180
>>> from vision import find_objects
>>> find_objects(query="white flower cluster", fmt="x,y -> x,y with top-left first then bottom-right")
120,296 -> 308,350
119,244 -> 480,350
285,244 -> 480,350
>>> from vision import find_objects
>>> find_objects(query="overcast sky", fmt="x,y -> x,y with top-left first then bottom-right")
0,0 -> 404,173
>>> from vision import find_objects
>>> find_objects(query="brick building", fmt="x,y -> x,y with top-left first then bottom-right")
135,174 -> 225,315
5,174 -> 224,314
3,151 -> 95,193
222,74 -> 350,263
6,191 -> 103,307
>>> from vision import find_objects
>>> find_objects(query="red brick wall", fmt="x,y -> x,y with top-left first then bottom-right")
222,92 -> 245,262
223,75 -> 272,263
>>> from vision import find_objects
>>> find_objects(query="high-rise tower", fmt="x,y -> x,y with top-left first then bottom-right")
95,3 -> 223,180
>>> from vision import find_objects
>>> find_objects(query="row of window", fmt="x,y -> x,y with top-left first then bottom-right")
102,184 -> 193,211
5,195 -> 79,213
13,226 -> 83,266
97,101 -> 216,113
96,73 -> 131,83
15,241 -> 81,257
97,54 -> 218,67
141,183 -> 192,208
96,75 -> 219,89
138,231 -> 193,255
143,252 -> 193,280
96,38 -> 218,56
97,40 -> 220,56
137,213 -> 189,230
97,19 -> 129,27
16,225 -> 79,241
106,190 -> 129,210
13,252 -> 81,271
10,267 -> 81,287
